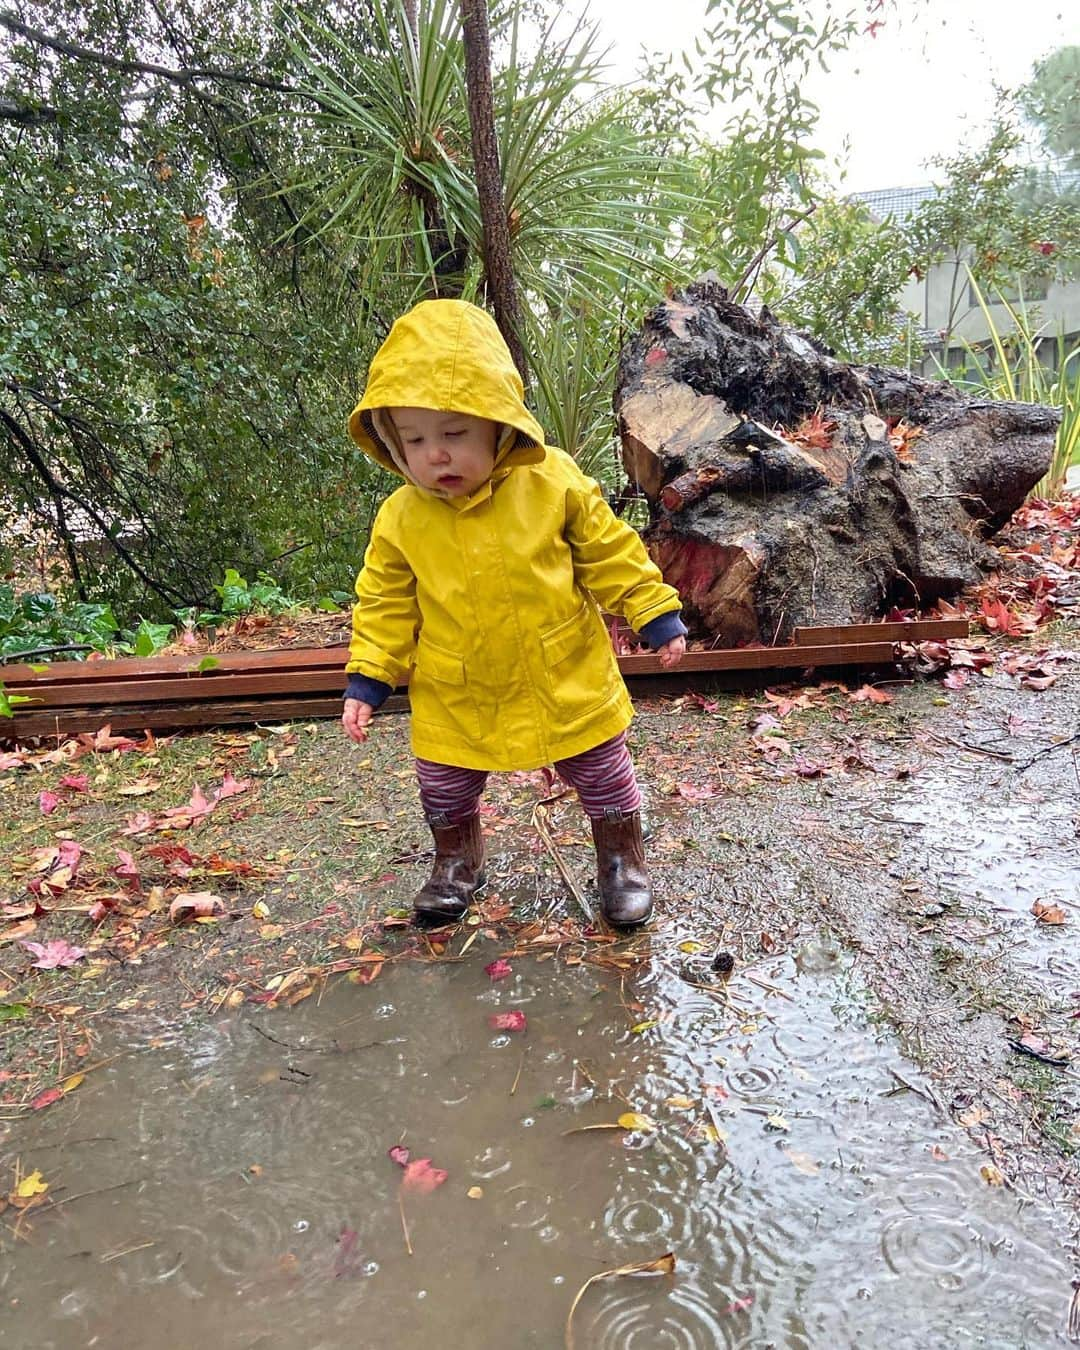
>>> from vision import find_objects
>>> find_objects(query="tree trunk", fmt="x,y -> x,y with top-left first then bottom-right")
458,0 -> 527,382
615,282 -> 1059,643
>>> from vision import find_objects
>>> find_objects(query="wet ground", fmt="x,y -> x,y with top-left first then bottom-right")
1,949 -> 1073,1349
3,638 -> 1079,1346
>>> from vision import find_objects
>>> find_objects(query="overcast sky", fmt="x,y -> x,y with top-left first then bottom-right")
566,0 -> 1074,191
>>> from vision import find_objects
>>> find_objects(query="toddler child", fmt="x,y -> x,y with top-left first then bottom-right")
342,299 -> 686,926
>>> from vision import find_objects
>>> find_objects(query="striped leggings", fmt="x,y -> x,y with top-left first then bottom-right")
416,731 -> 641,823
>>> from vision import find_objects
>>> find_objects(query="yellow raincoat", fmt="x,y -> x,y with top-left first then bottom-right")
346,300 -> 682,771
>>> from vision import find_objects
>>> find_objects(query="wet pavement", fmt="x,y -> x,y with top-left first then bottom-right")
2,940 -> 1073,1348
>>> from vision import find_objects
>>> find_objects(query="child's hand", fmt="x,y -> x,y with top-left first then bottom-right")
342,698 -> 373,743
657,636 -> 687,669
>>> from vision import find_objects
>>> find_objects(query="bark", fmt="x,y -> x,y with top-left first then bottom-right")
615,282 -> 1059,643
458,0 -> 527,383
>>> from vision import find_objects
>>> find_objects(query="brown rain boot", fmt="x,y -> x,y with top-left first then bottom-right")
413,812 -> 486,924
590,808 -> 653,927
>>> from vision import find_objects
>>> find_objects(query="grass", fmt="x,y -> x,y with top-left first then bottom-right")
945,271 -> 1080,498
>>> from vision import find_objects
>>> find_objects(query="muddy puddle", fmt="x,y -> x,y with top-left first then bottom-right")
834,731 -> 1080,998
2,934 -> 1073,1349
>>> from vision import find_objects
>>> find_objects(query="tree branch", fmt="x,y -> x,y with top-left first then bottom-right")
0,10 -> 319,101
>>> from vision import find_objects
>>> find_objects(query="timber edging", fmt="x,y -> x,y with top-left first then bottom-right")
1,618 -> 969,739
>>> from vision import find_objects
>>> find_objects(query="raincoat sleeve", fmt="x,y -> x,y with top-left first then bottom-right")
345,501 -> 421,688
564,462 -> 683,633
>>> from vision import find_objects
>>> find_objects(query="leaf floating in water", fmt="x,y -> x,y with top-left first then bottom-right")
402,1159 -> 448,1195
1031,899 -> 1067,926
617,1112 -> 656,1133
764,1113 -> 790,1133
488,1010 -> 527,1032
629,1019 -> 658,1034
565,1252 -> 676,1349
484,958 -> 512,981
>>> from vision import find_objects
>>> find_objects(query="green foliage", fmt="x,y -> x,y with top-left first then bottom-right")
946,272 -> 1080,499
906,124 -> 1080,349
283,0 -> 691,311
210,568 -> 300,618
774,199 -> 921,364
1018,46 -> 1080,168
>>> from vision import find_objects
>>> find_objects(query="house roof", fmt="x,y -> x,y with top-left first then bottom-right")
850,185 -> 938,223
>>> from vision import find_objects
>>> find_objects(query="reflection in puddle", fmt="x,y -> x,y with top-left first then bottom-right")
1,948 -> 1070,1349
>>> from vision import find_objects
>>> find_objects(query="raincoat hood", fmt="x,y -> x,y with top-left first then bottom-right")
348,300 -> 547,485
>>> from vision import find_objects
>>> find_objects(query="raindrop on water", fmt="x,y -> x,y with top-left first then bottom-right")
292,1219 -> 310,1233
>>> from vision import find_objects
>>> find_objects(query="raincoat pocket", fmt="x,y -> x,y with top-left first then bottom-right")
411,637 -> 482,742
538,601 -> 619,724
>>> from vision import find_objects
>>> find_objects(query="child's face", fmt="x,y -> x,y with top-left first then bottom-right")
389,407 -> 498,497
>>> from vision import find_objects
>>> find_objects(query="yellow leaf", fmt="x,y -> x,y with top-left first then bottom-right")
617,1112 -> 656,1133
765,1113 -> 790,1132
664,1095 -> 695,1110
467,1186 -> 483,1199
225,989 -> 245,1009
694,1122 -> 728,1144
981,1164 -> 1005,1187
116,780 -> 160,796
15,1170 -> 48,1198
629,1019 -> 658,1035
259,924 -> 285,940
252,901 -> 270,920
678,941 -> 705,954
61,1073 -> 85,1093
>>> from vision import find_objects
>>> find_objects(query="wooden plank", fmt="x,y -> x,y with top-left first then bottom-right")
6,696 -> 358,739
4,641 -> 900,738
10,641 -> 901,710
794,619 -> 968,645
0,644 -> 347,687
618,642 -> 897,674
15,667 -> 350,709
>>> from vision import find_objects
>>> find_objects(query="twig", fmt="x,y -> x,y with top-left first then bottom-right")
100,1240 -> 157,1263
398,1187 -> 413,1257
1017,731 -> 1080,773
531,800 -> 596,925
888,1067 -> 947,1117
45,1178 -> 143,1211
510,1049 -> 526,1096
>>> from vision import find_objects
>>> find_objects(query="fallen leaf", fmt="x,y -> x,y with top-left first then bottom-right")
168,892 -> 226,923
783,1148 -> 820,1175
765,1113 -> 790,1132
566,1253 -> 675,1349
15,1170 -> 48,1199
39,790 -> 60,815
617,1112 -> 656,1133
467,1186 -> 483,1199
20,938 -> 87,969
484,958 -> 512,981
59,774 -> 89,792
1032,899 -> 1066,926
663,1095 -> 695,1110
29,1086 -> 64,1111
116,779 -> 160,797
630,1019 -> 658,1034
488,1010 -> 527,1032
388,1145 -> 410,1167
980,1163 -> 1005,1187
401,1158 -> 448,1194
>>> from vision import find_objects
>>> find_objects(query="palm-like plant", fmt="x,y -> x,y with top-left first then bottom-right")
279,0 -> 692,313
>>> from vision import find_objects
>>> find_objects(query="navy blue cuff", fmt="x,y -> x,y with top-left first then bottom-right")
344,674 -> 393,709
639,611 -> 688,650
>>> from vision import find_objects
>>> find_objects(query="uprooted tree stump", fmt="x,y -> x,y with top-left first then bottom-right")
615,282 -> 1060,644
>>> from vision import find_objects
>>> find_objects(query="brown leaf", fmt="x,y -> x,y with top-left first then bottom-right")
566,1253 -> 676,1348
1032,899 -> 1067,926
168,892 -> 226,923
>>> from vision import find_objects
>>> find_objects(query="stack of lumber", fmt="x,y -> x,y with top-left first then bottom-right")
0,618 -> 968,740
